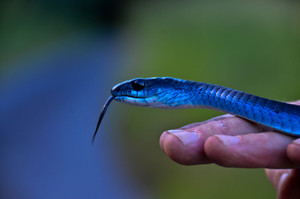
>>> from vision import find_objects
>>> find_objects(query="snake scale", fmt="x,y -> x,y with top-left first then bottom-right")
93,77 -> 300,142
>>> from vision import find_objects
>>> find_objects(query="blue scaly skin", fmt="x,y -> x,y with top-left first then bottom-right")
93,77 -> 300,142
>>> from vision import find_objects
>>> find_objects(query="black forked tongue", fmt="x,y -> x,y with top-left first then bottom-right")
92,96 -> 115,144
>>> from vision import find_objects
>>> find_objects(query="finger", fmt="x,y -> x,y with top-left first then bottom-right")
289,100 -> 300,106
204,132 -> 295,168
266,169 -> 300,199
178,114 -> 269,133
287,138 -> 300,165
286,101 -> 300,165
286,98 -> 300,166
159,130 -> 208,165
265,169 -> 291,190
159,114 -> 268,165
265,169 -> 292,190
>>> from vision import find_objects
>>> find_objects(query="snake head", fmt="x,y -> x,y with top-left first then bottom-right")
93,77 -> 202,142
111,77 -> 196,108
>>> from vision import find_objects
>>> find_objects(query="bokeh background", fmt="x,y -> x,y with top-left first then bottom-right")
1,1 -> 300,198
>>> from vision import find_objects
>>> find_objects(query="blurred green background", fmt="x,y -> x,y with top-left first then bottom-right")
2,0 -> 300,198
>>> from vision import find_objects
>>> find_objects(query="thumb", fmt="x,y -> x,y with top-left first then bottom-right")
265,169 -> 300,199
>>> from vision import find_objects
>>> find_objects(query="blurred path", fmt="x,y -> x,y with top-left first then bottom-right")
0,33 -> 151,199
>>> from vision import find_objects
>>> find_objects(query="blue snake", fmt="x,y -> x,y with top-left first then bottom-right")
93,77 -> 300,142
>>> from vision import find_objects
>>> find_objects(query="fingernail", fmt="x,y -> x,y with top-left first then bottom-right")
215,135 -> 240,146
292,138 -> 300,146
167,130 -> 199,145
278,173 -> 289,189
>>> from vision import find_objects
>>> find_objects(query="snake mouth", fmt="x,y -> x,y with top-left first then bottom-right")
114,95 -> 157,107
115,96 -> 148,105
113,95 -> 147,99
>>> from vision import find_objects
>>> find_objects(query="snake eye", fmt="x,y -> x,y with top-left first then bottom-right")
131,80 -> 145,91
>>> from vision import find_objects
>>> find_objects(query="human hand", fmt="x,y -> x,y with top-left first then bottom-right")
160,100 -> 300,199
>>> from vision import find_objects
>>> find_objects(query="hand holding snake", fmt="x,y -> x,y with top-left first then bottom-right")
94,77 -> 300,199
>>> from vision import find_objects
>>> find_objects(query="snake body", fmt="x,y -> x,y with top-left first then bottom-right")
93,77 -> 300,142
